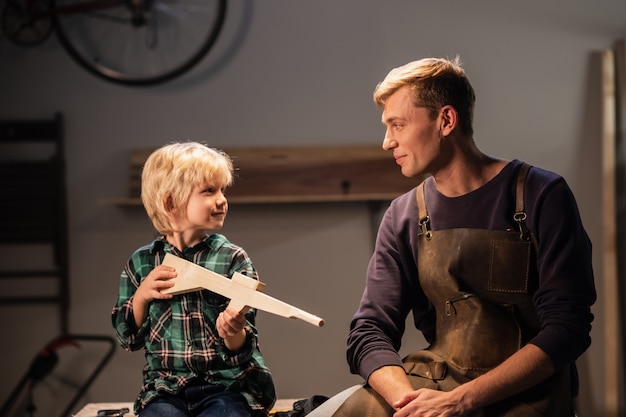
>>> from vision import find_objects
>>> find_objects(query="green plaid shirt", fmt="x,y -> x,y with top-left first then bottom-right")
112,234 -> 276,416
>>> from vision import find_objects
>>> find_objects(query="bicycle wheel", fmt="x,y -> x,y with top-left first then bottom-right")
2,0 -> 54,47
52,0 -> 226,86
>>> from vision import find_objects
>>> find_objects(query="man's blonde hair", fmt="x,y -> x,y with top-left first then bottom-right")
141,142 -> 234,235
373,56 -> 475,136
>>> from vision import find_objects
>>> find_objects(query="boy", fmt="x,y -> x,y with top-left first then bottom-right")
112,142 -> 276,417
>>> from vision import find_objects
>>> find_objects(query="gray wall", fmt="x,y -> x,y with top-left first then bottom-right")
0,1 -> 623,416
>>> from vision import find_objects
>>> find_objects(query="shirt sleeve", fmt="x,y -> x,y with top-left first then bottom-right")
346,194 -> 434,382
111,254 -> 152,352
525,175 -> 596,370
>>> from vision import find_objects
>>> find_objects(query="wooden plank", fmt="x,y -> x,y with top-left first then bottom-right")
74,400 -> 303,417
229,272 -> 265,313
72,403 -> 134,417
601,48 -> 619,417
614,39 -> 626,417
104,144 -> 423,205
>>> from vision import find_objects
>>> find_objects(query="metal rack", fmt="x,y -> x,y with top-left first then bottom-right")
0,113 -> 69,333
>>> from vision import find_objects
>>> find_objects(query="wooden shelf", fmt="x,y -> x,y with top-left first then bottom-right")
99,193 -> 403,206
100,144 -> 423,206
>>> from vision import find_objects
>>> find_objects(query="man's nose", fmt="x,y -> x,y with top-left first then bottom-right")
382,132 -> 396,151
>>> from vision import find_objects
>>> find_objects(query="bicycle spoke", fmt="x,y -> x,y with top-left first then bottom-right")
2,0 -> 54,46
80,11 -> 129,24
146,11 -> 158,49
53,0 -> 226,84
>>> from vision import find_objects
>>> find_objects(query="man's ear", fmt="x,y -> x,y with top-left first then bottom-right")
440,105 -> 458,136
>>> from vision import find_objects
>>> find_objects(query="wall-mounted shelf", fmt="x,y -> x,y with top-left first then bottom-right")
100,145 -> 423,206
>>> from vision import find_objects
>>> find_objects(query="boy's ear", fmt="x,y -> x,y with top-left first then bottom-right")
164,195 -> 175,213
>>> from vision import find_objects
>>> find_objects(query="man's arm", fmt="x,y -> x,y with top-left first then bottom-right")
367,365 -> 415,408
375,343 -> 554,417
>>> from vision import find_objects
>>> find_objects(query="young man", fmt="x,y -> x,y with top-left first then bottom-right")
112,142 -> 276,417
337,57 -> 596,416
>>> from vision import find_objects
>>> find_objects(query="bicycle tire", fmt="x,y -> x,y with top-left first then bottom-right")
52,0 -> 226,86
2,0 -> 54,47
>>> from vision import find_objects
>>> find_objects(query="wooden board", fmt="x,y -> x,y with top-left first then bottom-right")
100,144 -> 425,205
613,39 -> 626,416
73,400 -> 302,417
601,48 -> 619,417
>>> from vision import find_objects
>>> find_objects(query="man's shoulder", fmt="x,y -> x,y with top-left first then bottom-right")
522,162 -> 566,191
497,159 -> 564,191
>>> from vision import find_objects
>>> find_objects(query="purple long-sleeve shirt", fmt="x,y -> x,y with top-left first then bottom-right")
346,160 -> 596,390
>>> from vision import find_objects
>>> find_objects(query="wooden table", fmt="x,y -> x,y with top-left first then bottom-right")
73,399 -> 299,416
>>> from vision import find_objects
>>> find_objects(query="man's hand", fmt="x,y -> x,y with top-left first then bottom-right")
370,344 -> 553,417
368,366 -> 469,417
393,389 -> 468,417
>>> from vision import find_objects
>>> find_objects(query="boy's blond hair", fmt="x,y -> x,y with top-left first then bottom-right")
141,142 -> 234,235
373,56 -> 476,136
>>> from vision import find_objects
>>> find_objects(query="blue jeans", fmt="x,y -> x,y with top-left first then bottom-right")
139,384 -> 252,417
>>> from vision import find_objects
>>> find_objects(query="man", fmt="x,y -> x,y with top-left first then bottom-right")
336,57 -> 596,417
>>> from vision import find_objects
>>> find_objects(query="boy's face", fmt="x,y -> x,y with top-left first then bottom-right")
180,182 -> 228,233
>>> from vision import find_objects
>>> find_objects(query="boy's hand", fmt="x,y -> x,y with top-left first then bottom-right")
135,265 -> 177,303
217,307 -> 246,338
132,265 -> 177,328
217,307 -> 247,352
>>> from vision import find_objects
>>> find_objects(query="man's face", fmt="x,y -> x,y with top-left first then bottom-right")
381,86 -> 443,178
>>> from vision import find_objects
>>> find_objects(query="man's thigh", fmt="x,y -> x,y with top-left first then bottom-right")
332,386 -> 394,417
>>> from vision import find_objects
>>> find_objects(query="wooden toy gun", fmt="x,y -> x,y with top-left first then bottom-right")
161,253 -> 324,327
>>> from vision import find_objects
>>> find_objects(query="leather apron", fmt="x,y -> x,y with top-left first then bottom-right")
334,164 -> 574,417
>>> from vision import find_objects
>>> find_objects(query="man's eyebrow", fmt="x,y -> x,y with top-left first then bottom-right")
382,115 -> 400,124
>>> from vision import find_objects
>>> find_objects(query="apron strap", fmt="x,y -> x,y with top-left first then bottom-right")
514,162 -> 532,240
415,181 -> 430,234
415,162 -> 533,238
515,162 -> 531,214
